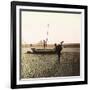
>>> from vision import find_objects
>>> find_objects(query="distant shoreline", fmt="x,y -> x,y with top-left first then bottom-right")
22,43 -> 80,48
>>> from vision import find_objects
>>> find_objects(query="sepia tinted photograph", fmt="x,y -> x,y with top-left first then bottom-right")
11,1 -> 87,89
20,9 -> 81,79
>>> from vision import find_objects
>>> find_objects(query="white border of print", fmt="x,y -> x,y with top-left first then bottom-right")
16,5 -> 85,85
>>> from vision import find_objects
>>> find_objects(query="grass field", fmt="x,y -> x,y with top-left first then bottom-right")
21,47 -> 80,79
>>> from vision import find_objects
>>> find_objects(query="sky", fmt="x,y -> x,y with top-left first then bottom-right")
21,11 -> 81,44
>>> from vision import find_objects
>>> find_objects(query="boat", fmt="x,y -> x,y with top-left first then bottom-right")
26,24 -> 64,54
30,48 -> 56,54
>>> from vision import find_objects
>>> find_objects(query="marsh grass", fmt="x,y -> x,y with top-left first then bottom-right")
21,48 -> 80,79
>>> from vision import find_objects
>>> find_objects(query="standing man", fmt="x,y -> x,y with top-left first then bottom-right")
55,41 -> 64,63
43,40 -> 46,49
57,44 -> 62,63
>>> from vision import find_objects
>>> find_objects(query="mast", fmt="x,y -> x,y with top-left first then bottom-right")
43,24 -> 49,49
46,24 -> 49,43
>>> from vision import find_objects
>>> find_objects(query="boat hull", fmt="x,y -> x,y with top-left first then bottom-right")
26,48 -> 56,54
